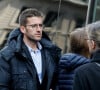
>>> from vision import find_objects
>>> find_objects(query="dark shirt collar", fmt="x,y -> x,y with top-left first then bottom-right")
91,49 -> 100,63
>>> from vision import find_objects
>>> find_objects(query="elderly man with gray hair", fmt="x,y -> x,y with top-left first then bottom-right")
73,21 -> 100,90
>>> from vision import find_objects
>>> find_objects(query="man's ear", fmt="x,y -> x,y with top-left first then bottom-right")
91,40 -> 96,49
20,26 -> 26,34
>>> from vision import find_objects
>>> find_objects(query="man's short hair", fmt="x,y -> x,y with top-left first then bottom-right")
19,8 -> 44,26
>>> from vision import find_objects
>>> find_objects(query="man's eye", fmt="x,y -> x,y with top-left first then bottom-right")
39,24 -> 43,27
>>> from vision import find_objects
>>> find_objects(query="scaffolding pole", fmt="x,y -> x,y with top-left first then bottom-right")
85,0 -> 97,25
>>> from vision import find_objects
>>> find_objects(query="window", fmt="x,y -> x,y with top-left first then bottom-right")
16,6 -> 30,23
43,11 -> 58,27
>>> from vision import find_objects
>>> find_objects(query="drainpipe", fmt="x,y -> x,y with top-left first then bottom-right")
85,0 -> 97,25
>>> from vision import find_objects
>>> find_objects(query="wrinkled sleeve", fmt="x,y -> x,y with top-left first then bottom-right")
0,54 -> 10,90
73,71 -> 82,90
73,69 -> 88,90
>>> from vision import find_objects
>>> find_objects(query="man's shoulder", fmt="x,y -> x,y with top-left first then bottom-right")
0,45 -> 15,61
75,63 -> 93,73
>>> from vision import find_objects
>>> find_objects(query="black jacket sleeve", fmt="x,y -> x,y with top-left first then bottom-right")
73,69 -> 89,90
73,71 -> 83,90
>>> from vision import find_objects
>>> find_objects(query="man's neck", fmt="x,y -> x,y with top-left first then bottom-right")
23,39 -> 38,50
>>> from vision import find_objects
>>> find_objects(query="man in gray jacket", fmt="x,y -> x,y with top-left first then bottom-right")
73,21 -> 100,90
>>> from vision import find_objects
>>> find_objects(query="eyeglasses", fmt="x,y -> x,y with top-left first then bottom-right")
80,35 -> 92,41
84,39 -> 93,41
26,24 -> 44,30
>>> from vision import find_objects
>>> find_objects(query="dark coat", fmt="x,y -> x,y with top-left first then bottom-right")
73,50 -> 100,90
57,53 -> 89,90
0,28 -> 61,90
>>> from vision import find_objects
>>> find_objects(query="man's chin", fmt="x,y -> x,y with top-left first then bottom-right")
35,38 -> 41,41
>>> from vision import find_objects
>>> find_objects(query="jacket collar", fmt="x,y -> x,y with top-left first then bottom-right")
1,28 -> 61,61
0,34 -> 23,61
91,49 -> 100,63
8,28 -> 61,52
